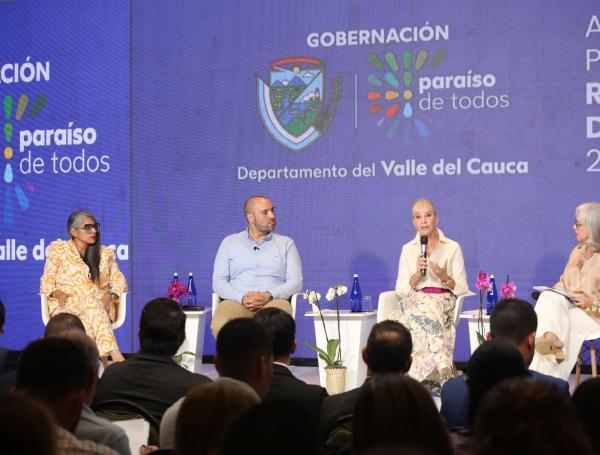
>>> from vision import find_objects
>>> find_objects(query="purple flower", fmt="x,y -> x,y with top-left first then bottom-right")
501,281 -> 517,298
476,271 -> 491,292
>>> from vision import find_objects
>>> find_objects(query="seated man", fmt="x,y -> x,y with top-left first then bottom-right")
160,318 -> 271,449
211,195 -> 303,337
448,339 -> 530,453
254,308 -> 328,419
42,315 -> 129,454
441,297 -> 570,431
17,337 -> 118,454
0,312 -> 88,392
319,320 -> 413,441
65,332 -> 131,455
94,297 -> 210,423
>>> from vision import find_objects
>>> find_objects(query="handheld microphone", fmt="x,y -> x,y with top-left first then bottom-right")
420,236 -> 428,276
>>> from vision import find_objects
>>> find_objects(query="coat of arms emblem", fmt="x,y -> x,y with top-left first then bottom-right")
257,57 -> 341,151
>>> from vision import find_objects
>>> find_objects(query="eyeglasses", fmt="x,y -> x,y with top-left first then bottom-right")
76,223 -> 100,233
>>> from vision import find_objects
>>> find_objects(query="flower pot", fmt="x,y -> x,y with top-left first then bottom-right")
325,365 -> 347,395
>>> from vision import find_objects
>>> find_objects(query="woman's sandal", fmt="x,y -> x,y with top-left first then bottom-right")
536,337 -> 565,363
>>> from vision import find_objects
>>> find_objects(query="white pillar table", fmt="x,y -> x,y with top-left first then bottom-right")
176,309 -> 208,373
459,309 -> 491,354
305,310 -> 377,392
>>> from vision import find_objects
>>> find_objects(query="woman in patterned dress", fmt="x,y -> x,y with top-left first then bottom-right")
390,198 -> 468,391
40,210 -> 128,362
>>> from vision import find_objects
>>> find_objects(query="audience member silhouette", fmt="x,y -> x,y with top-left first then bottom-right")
94,298 -> 210,423
441,298 -> 569,430
159,317 -> 271,449
352,373 -> 452,455
474,377 -> 592,454
17,337 -> 117,454
572,376 -> 600,453
214,317 -> 273,399
254,307 -> 327,419
320,320 -> 413,440
0,390 -> 57,455
174,378 -> 259,455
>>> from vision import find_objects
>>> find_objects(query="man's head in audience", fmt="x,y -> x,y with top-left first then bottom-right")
0,390 -> 57,455
362,320 -> 412,376
43,315 -> 98,405
475,377 -> 592,454
572,377 -> 600,453
215,318 -> 273,398
139,298 -> 186,356
16,337 -> 89,432
254,307 -> 296,363
489,298 -> 537,365
44,313 -> 86,338
60,332 -> 101,406
176,378 -> 260,454
466,338 -> 529,423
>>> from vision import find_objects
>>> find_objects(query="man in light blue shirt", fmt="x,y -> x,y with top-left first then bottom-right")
211,195 -> 303,336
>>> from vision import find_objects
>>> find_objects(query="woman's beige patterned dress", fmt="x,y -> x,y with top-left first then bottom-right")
40,239 -> 127,356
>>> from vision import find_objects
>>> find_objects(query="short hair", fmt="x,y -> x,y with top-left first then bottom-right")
17,338 -> 89,403
490,298 -> 537,344
352,374 -> 452,454
216,318 -> 272,380
254,308 -> 295,358
60,331 -> 100,371
576,202 -> 600,251
572,377 -> 600,453
44,313 -> 86,338
243,195 -> 269,215
139,298 -> 186,356
175,378 -> 259,455
412,198 -> 437,216
474,377 -> 593,454
466,339 -> 529,423
365,320 -> 412,373
0,390 -> 57,455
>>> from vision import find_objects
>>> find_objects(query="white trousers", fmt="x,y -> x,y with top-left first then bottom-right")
530,291 -> 600,380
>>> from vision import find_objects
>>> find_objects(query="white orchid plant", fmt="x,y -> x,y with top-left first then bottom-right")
304,284 -> 348,367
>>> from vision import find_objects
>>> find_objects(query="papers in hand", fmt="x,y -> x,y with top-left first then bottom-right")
533,286 -> 576,301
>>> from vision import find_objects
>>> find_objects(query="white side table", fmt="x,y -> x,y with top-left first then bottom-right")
177,309 -> 208,373
459,309 -> 491,354
305,310 -> 377,392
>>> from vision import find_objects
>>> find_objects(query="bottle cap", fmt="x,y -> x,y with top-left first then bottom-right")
490,274 -> 495,278
188,272 -> 193,276
173,272 -> 178,276
353,273 -> 358,278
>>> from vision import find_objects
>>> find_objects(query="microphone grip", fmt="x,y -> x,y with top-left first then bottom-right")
420,252 -> 427,276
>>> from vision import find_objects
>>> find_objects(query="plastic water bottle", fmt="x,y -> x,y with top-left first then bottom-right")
187,272 -> 197,306
486,274 -> 499,315
172,272 -> 179,284
350,274 -> 363,312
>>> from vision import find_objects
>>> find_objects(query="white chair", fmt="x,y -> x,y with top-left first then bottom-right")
211,292 -> 298,319
376,289 -> 476,326
40,292 -> 128,329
